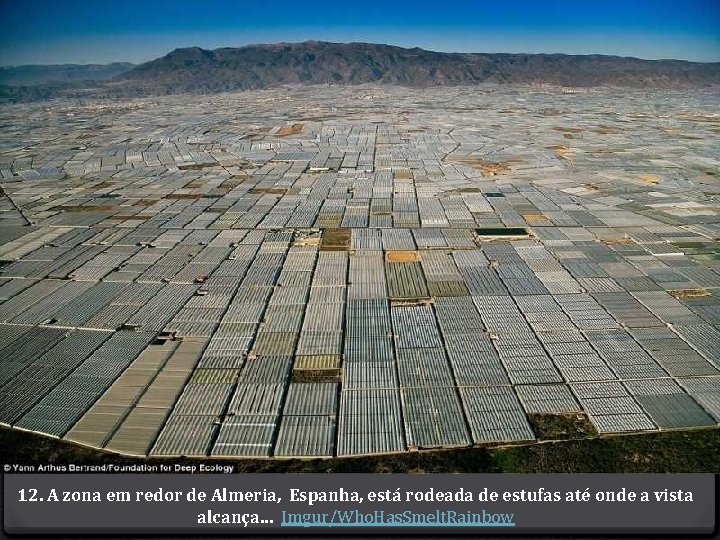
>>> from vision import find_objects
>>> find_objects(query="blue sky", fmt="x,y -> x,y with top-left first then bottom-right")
1,0 -> 718,66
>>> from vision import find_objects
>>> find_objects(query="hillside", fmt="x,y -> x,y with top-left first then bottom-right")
2,42 -> 719,103
112,41 -> 720,94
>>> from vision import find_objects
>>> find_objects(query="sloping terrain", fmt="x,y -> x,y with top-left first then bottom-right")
112,41 -> 720,95
2,42 -> 719,103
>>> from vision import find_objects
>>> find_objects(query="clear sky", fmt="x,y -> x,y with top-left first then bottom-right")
1,0 -> 718,66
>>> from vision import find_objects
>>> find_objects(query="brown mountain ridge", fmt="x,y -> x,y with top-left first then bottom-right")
2,41 -> 718,102
112,41 -> 720,94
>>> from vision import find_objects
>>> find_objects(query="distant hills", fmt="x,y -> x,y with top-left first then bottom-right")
2,41 -> 719,102
115,42 -> 720,92
0,63 -> 134,86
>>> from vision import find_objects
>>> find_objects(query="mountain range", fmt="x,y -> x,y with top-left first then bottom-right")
2,41 -> 718,102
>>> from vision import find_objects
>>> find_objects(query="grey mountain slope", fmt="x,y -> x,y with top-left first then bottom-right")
2,42 -> 718,103
112,41 -> 720,94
